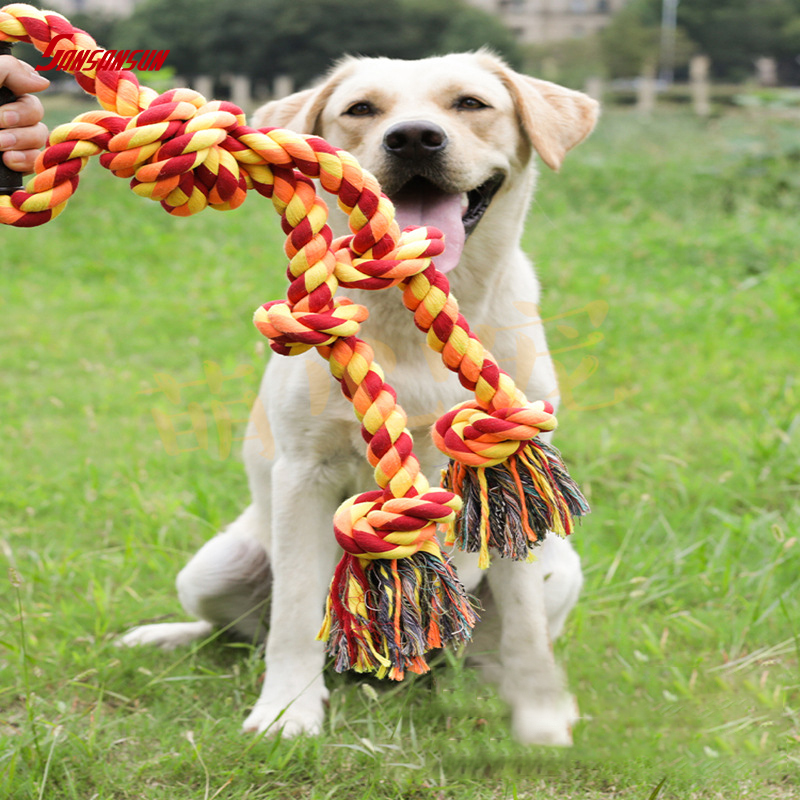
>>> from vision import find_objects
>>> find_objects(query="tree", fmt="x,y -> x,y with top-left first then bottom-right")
261,0 -> 413,87
677,0 -> 800,82
113,0 -> 218,79
599,0 -> 662,78
598,0 -> 697,79
399,0 -> 521,66
111,0 -> 521,88
599,0 -> 800,83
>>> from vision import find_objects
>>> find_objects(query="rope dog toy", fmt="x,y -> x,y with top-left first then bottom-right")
1,4 -> 589,678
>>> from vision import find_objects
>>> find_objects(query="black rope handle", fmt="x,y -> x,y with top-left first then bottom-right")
0,41 -> 25,194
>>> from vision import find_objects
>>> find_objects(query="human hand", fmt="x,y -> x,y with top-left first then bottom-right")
0,52 -> 50,173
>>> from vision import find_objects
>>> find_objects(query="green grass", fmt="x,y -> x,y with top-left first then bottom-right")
1,104 -> 799,799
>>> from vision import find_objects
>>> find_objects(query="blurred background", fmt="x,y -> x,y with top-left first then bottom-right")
19,0 -> 800,112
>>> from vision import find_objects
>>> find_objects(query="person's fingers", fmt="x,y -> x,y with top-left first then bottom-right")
0,54 -> 51,95
0,114 -> 48,173
0,119 -> 48,150
2,147 -> 40,173
0,61 -> 49,175
0,93 -> 47,131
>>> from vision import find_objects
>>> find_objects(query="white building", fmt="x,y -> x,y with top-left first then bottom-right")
46,0 -> 138,16
468,0 -> 629,43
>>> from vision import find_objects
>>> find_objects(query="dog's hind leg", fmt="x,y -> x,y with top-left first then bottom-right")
119,504 -> 271,650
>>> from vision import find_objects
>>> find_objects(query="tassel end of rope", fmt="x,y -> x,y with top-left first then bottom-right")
435,400 -> 590,567
318,550 -> 477,680
317,491 -> 478,680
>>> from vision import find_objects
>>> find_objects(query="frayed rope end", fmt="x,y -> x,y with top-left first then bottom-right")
442,437 -> 590,567
317,550 -> 478,680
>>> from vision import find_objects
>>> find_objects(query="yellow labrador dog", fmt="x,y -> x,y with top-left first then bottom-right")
121,51 -> 598,745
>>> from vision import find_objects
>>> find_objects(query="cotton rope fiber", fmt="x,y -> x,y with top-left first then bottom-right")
1,3 -> 590,678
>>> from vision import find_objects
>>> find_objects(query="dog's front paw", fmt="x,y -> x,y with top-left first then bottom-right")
117,620 -> 213,651
510,693 -> 579,746
242,694 -> 326,738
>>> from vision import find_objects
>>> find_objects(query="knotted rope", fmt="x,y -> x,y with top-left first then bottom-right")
1,4 -> 589,678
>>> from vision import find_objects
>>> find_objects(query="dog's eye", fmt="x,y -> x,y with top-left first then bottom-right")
344,101 -> 376,117
456,96 -> 489,110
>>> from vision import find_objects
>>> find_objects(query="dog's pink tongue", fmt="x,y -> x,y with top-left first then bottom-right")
392,187 -> 465,274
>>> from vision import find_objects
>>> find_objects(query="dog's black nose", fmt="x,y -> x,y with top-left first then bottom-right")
382,121 -> 448,160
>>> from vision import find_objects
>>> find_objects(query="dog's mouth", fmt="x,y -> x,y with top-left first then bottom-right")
460,173 -> 505,235
390,173 -> 504,273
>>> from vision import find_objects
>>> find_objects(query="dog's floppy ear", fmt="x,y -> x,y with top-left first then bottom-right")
250,58 -> 358,135
251,87 -> 322,132
480,53 -> 599,172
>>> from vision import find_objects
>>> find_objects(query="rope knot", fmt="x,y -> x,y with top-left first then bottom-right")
98,91 -> 247,214
253,297 -> 368,355
334,226 -> 445,290
334,489 -> 462,560
322,486 -> 475,680
433,399 -> 558,468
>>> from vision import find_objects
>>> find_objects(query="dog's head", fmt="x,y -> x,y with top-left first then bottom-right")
252,52 -> 598,274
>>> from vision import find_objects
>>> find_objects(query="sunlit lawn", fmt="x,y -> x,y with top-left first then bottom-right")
1,101 -> 798,798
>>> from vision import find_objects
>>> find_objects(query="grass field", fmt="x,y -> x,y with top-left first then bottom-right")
1,101 -> 799,799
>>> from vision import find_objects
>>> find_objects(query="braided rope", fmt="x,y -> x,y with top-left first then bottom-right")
1,4 -> 589,676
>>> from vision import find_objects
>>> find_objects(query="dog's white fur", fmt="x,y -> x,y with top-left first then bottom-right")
120,52 -> 598,746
